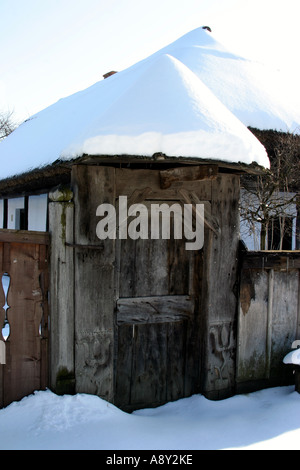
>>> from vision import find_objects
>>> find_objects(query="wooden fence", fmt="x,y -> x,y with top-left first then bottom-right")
0,229 -> 49,408
237,251 -> 300,392
0,226 -> 299,407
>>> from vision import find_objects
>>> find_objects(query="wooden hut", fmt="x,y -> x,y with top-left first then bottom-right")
0,27 -> 288,410
0,162 -> 268,410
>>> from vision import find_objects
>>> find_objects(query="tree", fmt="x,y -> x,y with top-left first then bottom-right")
240,130 -> 300,250
0,110 -> 16,141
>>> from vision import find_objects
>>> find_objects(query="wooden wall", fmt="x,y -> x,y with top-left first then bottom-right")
49,164 -> 241,409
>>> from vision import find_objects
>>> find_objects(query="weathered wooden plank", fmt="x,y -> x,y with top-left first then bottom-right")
237,266 -> 300,389
2,243 -> 10,273
48,201 -> 74,394
118,236 -> 193,297
114,324 -> 133,408
270,270 -> 299,380
39,267 -> 49,391
206,174 -> 240,324
160,165 -> 218,189
129,323 -> 168,408
202,174 -> 240,398
116,168 -> 212,201
0,229 -> 50,245
4,242 -> 44,405
117,295 -> 194,325
72,165 -> 116,402
242,251 -> 300,270
117,198 -> 193,297
178,189 -> 219,235
118,237 -> 169,297
166,321 -> 187,402
237,269 -> 270,383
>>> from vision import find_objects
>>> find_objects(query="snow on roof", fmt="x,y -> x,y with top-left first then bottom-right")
158,28 -> 300,133
0,26 -> 288,180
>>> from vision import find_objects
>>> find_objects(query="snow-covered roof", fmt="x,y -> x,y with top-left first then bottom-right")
3,26 -> 297,180
159,28 -> 300,133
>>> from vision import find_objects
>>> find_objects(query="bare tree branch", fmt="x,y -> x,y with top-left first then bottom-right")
0,110 -> 16,141
241,131 -> 300,250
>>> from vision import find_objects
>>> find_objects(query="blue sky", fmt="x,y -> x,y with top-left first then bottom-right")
1,0 -> 300,122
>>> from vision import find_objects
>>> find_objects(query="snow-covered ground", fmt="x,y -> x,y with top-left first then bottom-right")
0,385 -> 299,450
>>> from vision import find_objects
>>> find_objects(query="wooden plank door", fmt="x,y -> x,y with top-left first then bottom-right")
0,230 -> 49,408
114,168 -> 209,411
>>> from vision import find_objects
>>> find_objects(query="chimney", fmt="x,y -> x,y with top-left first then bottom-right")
103,71 -> 117,79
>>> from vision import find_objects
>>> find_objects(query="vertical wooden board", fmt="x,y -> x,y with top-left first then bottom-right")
48,201 -> 74,392
208,174 -> 240,323
116,194 -> 195,297
73,165 -> 116,245
236,269 -> 269,383
176,249 -> 203,398
114,324 -> 133,408
184,308 -> 202,396
4,242 -> 43,404
119,237 -> 169,297
118,211 -> 192,297
130,323 -> 167,408
166,321 -> 186,402
39,245 -> 49,391
203,174 -> 240,396
3,242 -> 10,273
72,165 -> 116,401
74,251 -> 115,398
270,270 -> 299,379
167,238 -> 191,295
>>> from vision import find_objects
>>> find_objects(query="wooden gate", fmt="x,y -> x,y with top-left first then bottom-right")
0,229 -> 49,408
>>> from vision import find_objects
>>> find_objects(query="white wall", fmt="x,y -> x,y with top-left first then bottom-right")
0,194 -> 48,231
7,197 -> 24,229
28,194 -> 48,231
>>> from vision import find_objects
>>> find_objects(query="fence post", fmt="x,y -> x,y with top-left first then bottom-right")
266,269 -> 274,378
48,186 -> 75,395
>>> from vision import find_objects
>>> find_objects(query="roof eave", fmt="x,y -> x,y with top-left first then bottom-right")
0,153 -> 267,198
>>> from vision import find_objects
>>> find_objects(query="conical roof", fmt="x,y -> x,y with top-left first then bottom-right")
159,27 -> 300,132
0,27 -> 276,180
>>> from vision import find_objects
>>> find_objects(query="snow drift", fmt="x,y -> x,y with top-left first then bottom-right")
0,386 -> 299,450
